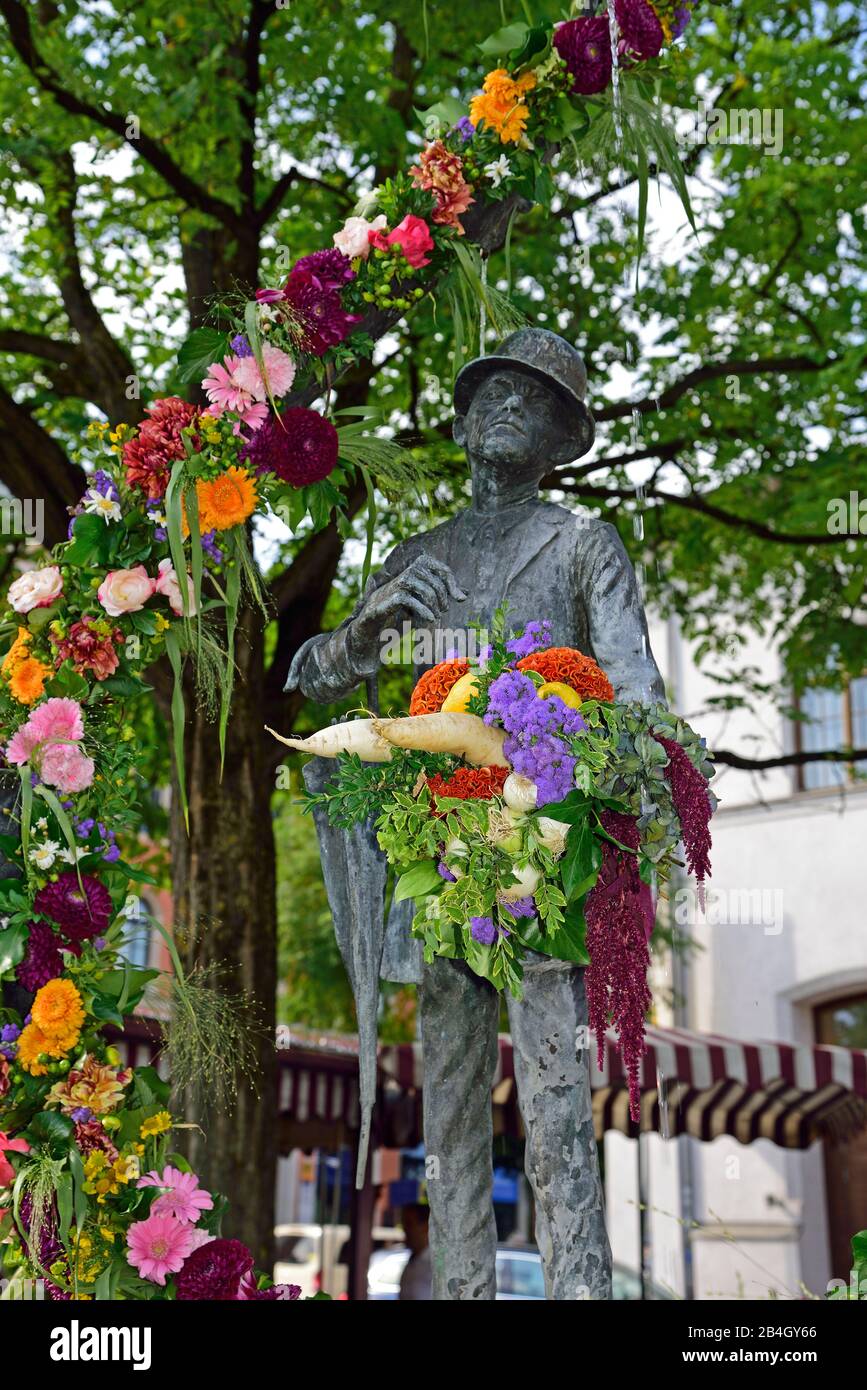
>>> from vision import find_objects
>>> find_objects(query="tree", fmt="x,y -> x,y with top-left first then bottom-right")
1,0 -> 865,1261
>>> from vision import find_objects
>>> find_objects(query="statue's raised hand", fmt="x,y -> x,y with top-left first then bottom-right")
352,555 -> 466,654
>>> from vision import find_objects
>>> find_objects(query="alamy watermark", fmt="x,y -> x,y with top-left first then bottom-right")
0,497 -> 44,546
674,886 -> 784,936
827,492 -> 867,535
675,100 -> 784,157
379,623 -> 490,668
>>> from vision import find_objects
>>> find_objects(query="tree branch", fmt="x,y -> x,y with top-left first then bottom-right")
713,746 -> 867,771
594,352 -> 843,422
0,0 -> 245,234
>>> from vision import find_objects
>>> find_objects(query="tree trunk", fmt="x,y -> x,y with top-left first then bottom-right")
169,603 -> 278,1269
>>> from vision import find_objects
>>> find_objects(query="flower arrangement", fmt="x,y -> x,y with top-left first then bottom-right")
291,609 -> 715,1118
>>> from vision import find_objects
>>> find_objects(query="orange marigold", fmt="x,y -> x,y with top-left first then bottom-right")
17,1021 -> 71,1075
517,647 -> 614,702
409,658 -> 469,715
195,466 -> 258,533
427,765 -> 509,804
2,625 -> 32,675
9,655 -> 50,705
469,67 -> 536,144
32,977 -> 85,1041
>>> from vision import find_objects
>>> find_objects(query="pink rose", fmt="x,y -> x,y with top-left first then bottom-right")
155,558 -> 197,617
39,743 -> 95,794
7,565 -> 63,614
368,214 -> 435,269
333,214 -> 387,260
97,565 -> 156,617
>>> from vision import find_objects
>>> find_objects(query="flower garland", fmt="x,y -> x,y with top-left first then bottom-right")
301,609 -> 716,1119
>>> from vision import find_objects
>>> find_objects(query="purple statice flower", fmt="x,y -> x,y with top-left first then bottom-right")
230,333 -> 253,359
500,896 -> 536,919
92,937 -> 107,953
92,470 -> 120,501
437,861 -> 457,883
201,530 -> 224,564
75,817 -> 95,839
470,916 -> 496,945
452,117 -> 476,143
506,620 -> 552,660
71,1107 -> 92,1124
671,3 -> 694,39
102,842 -> 121,863
1,1024 -> 20,1043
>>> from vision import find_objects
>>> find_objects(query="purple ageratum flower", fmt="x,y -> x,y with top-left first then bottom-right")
470,916 -> 497,945
1,1024 -> 20,1043
437,861 -> 457,883
484,670 -> 539,733
92,470 -> 119,502
229,333 -> 253,359
500,896 -> 536,919
506,619 -> 553,660
452,116 -> 476,143
201,530 -> 223,565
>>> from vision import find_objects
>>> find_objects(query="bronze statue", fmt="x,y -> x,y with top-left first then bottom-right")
287,328 -> 664,1300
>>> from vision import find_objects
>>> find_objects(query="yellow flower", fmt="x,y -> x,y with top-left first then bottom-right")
469,67 -> 536,144
32,978 -> 85,1042
140,1110 -> 173,1139
154,612 -> 171,633
195,466 -> 258,533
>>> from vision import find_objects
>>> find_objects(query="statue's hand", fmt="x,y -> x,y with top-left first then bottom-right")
352,555 -> 467,653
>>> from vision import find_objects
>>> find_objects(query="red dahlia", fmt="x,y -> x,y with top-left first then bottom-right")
123,397 -> 199,500
175,1237 -> 254,1301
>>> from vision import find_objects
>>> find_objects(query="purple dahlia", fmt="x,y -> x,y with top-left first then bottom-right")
282,268 -> 361,357
240,406 -> 339,486
290,248 -> 355,291
553,18 -> 613,96
34,871 -> 114,948
615,0 -> 665,63
175,1238 -> 254,1301
16,920 -> 64,992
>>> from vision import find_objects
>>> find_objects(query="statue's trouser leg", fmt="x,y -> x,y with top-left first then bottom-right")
419,955 -> 500,1300
505,962 -> 613,1300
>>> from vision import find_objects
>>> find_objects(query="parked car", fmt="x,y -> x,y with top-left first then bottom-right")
367,1245 -> 675,1300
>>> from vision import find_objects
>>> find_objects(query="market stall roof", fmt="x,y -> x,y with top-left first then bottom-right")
115,1017 -> 867,1153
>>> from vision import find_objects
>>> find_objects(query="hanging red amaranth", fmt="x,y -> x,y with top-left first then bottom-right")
585,810 -> 651,1122
654,734 -> 713,898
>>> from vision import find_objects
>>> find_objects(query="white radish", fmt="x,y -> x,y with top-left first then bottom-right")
265,720 -> 393,762
535,816 -> 571,860
373,713 -> 508,767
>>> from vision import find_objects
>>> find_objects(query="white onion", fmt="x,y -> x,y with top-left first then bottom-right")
502,773 -> 538,814
499,862 -> 541,901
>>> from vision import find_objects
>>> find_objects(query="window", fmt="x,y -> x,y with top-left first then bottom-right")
120,899 -> 153,969
796,678 -> 867,791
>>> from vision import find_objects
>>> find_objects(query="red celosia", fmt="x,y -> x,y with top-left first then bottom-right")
516,646 -> 614,702
654,734 -> 713,895
585,810 -> 652,1122
409,658 -> 469,715
427,765 -> 509,804
123,397 -> 199,500
53,618 -> 121,681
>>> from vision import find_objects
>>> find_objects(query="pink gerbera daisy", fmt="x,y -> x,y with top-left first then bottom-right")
202,356 -> 253,416
126,1212 -> 196,1285
137,1165 -> 214,1223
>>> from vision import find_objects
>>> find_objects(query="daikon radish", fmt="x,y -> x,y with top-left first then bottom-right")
373,713 -> 508,767
265,720 -> 393,762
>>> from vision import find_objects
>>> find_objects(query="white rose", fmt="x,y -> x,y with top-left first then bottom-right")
98,564 -> 156,617
8,565 -> 63,614
333,214 -> 387,260
155,557 -> 197,617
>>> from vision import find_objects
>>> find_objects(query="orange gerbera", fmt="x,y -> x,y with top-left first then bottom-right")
409,658 -> 469,715
517,647 -> 614,702
17,1021 -> 71,1076
9,655 -> 50,705
32,977 -> 85,1042
469,67 -> 536,144
195,466 -> 258,533
427,765 -> 509,805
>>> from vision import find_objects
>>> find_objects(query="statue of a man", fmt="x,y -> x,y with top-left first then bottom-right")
287,327 -> 664,1301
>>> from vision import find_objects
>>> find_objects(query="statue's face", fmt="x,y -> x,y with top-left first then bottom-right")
457,368 -> 576,477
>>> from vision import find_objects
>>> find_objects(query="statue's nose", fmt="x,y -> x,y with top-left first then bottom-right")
503,392 -> 522,413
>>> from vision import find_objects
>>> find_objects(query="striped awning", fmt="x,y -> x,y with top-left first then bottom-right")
380,1024 -> 867,1151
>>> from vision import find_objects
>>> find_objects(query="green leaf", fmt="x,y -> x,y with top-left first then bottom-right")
28,1111 -> 75,1151
0,919 -> 28,975
164,626 -> 189,831
517,900 -> 590,966
394,860 -> 444,902
561,814 -> 602,900
478,22 -> 529,55
133,1065 -> 171,1108
176,326 -> 230,385
89,993 -> 125,1027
